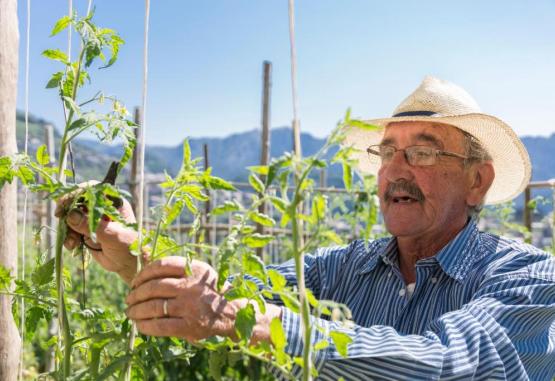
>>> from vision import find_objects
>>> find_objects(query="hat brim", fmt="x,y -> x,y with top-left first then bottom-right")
342,113 -> 531,204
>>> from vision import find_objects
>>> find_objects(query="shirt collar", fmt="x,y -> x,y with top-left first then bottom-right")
433,219 -> 481,282
358,219 -> 482,282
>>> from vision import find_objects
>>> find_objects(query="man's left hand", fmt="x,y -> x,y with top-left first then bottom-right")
125,256 -> 281,343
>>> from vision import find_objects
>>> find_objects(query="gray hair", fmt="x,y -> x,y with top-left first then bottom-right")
462,132 -> 492,218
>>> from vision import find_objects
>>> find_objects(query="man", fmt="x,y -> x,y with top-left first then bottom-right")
61,77 -> 555,380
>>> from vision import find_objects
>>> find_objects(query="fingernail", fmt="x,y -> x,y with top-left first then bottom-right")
67,209 -> 84,226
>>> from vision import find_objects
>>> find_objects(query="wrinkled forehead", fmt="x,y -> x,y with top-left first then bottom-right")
382,121 -> 467,150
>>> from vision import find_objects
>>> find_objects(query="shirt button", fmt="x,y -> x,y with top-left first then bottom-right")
431,277 -> 438,284
399,289 -> 406,297
387,271 -> 392,278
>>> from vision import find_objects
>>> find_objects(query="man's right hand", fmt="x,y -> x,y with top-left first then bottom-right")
55,192 -> 143,285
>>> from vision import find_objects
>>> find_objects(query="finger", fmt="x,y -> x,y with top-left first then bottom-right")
65,208 -> 89,235
134,318 -> 185,338
126,298 -> 173,320
132,257 -> 188,288
64,230 -> 82,251
126,278 -> 182,306
54,181 -> 99,218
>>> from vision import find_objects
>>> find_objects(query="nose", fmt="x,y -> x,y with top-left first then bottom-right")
379,149 -> 415,183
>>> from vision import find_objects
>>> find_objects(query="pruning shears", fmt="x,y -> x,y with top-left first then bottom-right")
101,161 -> 123,209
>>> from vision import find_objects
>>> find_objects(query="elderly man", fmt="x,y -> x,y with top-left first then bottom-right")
62,77 -> 555,380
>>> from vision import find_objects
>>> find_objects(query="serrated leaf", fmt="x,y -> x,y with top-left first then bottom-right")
26,307 -> 50,339
211,201 -> 240,216
249,211 -> 275,227
349,119 -> 380,131
235,304 -> 256,340
31,258 -> 55,286
183,139 -> 191,166
249,174 -> 265,194
0,265 -> 13,291
313,339 -> 329,351
342,163 -> 352,192
269,196 -> 287,214
270,317 -> 286,350
203,176 -> 236,191
35,144 -> 50,165
242,233 -> 274,248
248,165 -> 269,176
242,251 -> 266,280
208,349 -> 225,381
330,331 -> 352,357
46,71 -> 64,89
51,15 -> 72,36
42,49 -> 69,64
268,269 -> 287,291
17,165 -> 35,185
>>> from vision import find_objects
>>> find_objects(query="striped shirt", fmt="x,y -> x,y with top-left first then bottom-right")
269,221 -> 555,380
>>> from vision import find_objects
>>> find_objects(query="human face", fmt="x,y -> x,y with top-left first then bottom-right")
377,121 -> 472,241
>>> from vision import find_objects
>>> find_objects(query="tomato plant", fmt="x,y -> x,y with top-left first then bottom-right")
0,7 -> 381,381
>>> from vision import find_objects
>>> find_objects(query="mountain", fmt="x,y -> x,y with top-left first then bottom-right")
14,111 -> 555,209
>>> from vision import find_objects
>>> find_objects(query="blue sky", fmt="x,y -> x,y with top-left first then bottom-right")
17,0 -> 555,146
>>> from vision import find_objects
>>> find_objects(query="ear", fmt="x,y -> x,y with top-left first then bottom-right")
466,162 -> 495,207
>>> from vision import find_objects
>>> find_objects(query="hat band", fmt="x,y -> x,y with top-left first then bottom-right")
393,110 -> 439,117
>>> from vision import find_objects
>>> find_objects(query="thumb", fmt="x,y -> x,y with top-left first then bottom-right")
66,209 -> 90,236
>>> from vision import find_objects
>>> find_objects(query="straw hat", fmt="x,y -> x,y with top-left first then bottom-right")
343,76 -> 531,204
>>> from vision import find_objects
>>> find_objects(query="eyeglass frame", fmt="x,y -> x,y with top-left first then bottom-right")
366,144 -> 469,167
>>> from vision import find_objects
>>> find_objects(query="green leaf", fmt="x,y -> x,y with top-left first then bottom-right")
17,165 -> 35,185
211,201 -> 241,216
313,339 -> 329,351
268,269 -> 287,291
242,233 -> 274,248
202,176 -> 236,191
163,198 -> 184,228
31,258 -> 55,286
269,196 -> 287,214
342,163 -> 352,192
349,119 -> 381,131
249,211 -> 275,227
42,49 -> 69,64
50,15 -> 72,36
235,304 -> 256,340
46,71 -> 64,89
35,145 -> 50,166
248,165 -> 269,176
249,174 -> 265,194
183,139 -> 191,167
0,265 -> 13,291
208,349 -> 226,381
242,251 -> 266,280
330,331 -> 352,357
26,307 -> 50,339
270,317 -> 286,350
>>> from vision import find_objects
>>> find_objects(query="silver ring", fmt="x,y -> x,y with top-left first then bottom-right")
163,299 -> 169,317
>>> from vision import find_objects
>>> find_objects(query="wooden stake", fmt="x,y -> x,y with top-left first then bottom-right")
130,106 -> 142,215
257,61 -> 272,258
0,0 -> 22,378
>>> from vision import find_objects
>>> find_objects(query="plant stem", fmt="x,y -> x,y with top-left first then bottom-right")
52,36 -> 87,381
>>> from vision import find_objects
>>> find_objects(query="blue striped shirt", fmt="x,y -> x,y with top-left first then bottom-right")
269,221 -> 555,380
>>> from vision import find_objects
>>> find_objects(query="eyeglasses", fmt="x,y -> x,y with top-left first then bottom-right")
366,144 -> 468,166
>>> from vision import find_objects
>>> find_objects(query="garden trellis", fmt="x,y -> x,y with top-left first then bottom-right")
0,1 -> 370,380
4,2 -> 552,381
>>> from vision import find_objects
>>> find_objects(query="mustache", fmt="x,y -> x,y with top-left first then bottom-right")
384,180 -> 425,203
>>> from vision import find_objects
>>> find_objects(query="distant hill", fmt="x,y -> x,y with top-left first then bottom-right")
15,111 -> 555,210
